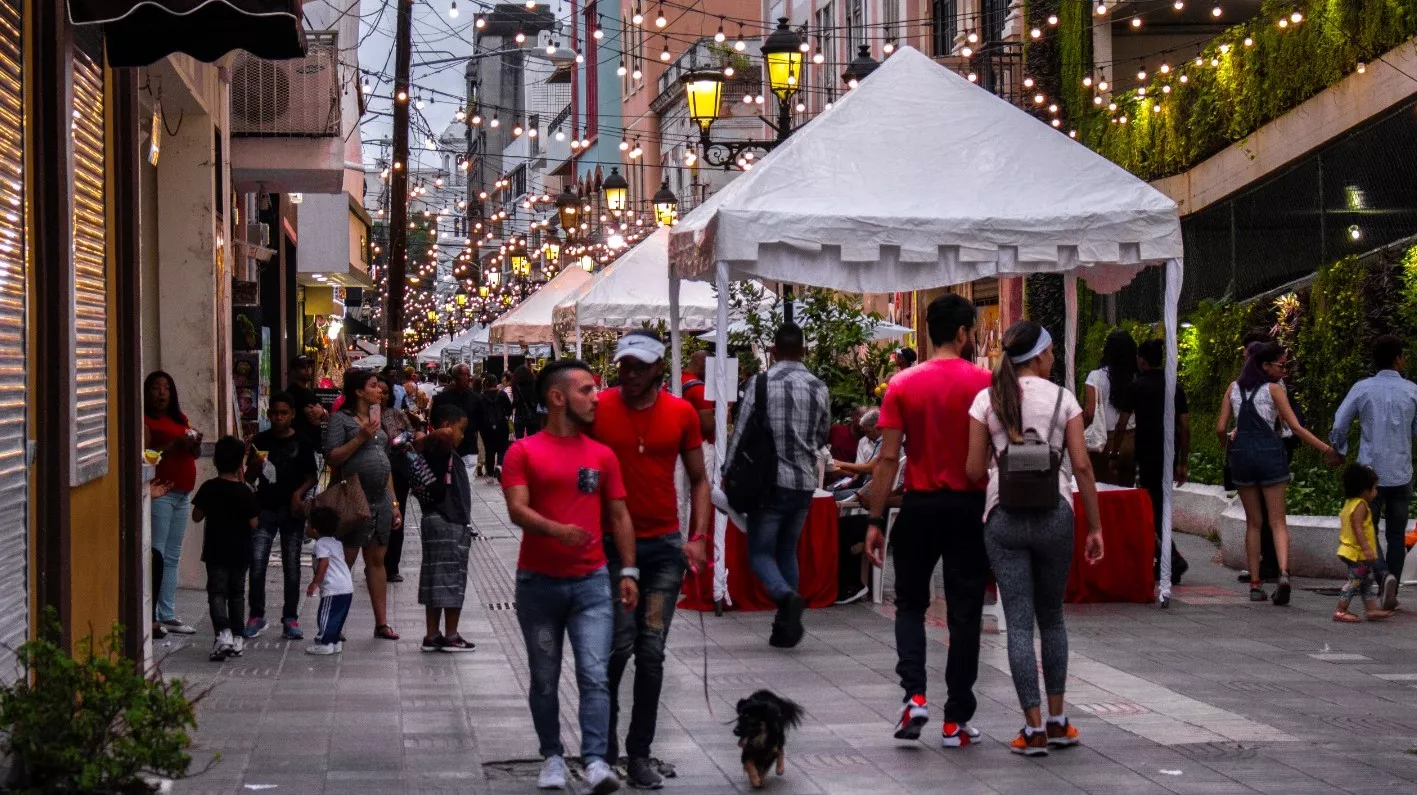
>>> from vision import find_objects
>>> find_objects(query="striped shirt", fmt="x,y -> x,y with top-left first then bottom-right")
724,361 -> 830,493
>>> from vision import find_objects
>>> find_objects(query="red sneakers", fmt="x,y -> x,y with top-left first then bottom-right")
941,721 -> 979,748
893,694 -> 929,740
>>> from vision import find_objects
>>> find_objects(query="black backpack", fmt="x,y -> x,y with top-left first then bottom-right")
723,373 -> 777,514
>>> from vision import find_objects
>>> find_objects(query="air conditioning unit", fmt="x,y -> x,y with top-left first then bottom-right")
230,31 -> 341,137
244,222 -> 270,248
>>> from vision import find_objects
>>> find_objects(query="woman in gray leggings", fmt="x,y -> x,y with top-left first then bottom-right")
965,320 -> 1104,757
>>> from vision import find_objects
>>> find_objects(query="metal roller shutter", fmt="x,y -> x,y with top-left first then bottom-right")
0,0 -> 25,678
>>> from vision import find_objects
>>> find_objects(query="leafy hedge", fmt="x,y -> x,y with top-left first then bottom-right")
1083,0 -> 1417,180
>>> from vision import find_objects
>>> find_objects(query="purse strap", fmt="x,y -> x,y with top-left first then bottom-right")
986,381 -> 1067,460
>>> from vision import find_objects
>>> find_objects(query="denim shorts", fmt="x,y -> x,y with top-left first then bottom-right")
1227,446 -> 1290,488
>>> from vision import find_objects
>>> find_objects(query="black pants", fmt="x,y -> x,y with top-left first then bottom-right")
892,490 -> 988,723
1140,466 -> 1189,581
605,533 -> 685,761
838,514 -> 867,597
386,471 -> 411,577
1256,500 -> 1280,579
206,561 -> 249,635
480,431 -> 507,473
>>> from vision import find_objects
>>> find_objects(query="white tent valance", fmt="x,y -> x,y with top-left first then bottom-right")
668,47 -> 1181,295
488,267 -> 592,346
551,228 -> 724,331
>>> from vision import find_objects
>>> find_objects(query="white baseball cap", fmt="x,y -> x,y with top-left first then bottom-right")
613,333 -> 666,364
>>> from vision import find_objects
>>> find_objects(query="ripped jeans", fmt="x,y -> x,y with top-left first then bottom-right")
515,567 -> 614,762
605,532 -> 685,761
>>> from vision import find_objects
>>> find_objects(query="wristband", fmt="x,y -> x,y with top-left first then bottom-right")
619,566 -> 640,581
867,516 -> 887,529
688,534 -> 708,543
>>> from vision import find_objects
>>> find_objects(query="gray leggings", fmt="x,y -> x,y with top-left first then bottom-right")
983,502 -> 1075,712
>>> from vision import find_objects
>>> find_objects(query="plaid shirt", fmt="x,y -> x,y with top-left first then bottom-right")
724,361 -> 830,493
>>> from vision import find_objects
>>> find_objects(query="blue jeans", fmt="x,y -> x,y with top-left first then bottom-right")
1372,483 -> 1412,583
150,490 -> 191,622
250,508 -> 305,622
605,533 -> 685,760
515,567 -> 614,761
746,489 -> 815,601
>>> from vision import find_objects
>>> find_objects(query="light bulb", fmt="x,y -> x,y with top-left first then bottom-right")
471,114 -> 481,125
593,27 -> 604,40
490,116 -> 500,127
1180,74 -> 1189,83
1162,84 -> 1172,93
1278,18 -> 1289,27
1051,118 -> 1061,127
967,73 -> 977,83
1137,67 -> 1147,80
632,9 -> 643,25
1173,0 -> 1183,7
1033,93 -> 1045,104
715,23 -> 725,43
754,94 -> 764,105
795,102 -> 805,112
1023,77 -> 1035,88
884,41 -> 895,53
1291,10 -> 1303,22
724,65 -> 735,77
1096,2 -> 1107,14
799,41 -> 810,53
619,140 -> 629,151
361,80 -> 371,93
1082,76 -> 1093,87
512,124 -> 523,136
397,90 -> 408,101
655,10 -> 667,28
449,1 -> 459,18
1098,80 -> 1109,91
547,43 -> 557,55
474,15 -> 485,28
632,66 -> 643,80
526,0 -> 536,7
660,46 -> 671,61
515,30 -> 526,43
743,94 -> 753,104
1212,4 -> 1222,16
1048,103 -> 1058,112
1048,14 -> 1059,24
961,46 -> 973,57
416,97 -> 426,109
734,36 -> 746,52
1131,17 -> 1142,27
1160,63 -> 1171,73
618,61 -> 628,76
812,51 -> 824,64
580,138 -> 590,148
1031,28 -> 1041,39
1357,61 -> 1367,73
1244,36 -> 1254,46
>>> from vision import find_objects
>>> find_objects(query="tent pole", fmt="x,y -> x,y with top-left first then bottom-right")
1160,257 -> 1183,607
714,262 -> 731,607
503,343 -> 509,370
575,305 -> 582,359
1063,274 -> 1078,390
669,271 -> 683,397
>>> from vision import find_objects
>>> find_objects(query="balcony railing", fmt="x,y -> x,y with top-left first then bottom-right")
231,31 -> 341,137
975,41 -> 1024,108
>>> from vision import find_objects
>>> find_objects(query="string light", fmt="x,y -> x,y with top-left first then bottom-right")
474,15 -> 485,28
734,25 -> 746,52
632,64 -> 643,80
1211,4 -> 1222,16
1159,63 -> 1170,74
884,38 -> 895,54
715,18 -> 725,43
660,39 -> 671,61
593,26 -> 604,40
1095,2 -> 1107,14
632,4 -> 643,25
449,1 -> 458,19
617,60 -> 627,76
1137,65 -> 1147,81
1047,14 -> 1059,24
1243,36 -> 1254,46
1031,28 -> 1041,39
1131,17 -> 1142,28
514,29 -> 526,43
1173,0 -> 1183,8
724,65 -> 735,77
655,2 -> 667,28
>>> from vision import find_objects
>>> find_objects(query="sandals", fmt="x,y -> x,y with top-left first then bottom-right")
1333,610 -> 1361,623
374,624 -> 400,640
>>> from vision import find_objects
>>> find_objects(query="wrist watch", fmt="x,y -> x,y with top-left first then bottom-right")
867,516 -> 887,529
619,566 -> 640,582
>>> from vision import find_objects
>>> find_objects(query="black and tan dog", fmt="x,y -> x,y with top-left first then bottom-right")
733,690 -> 804,788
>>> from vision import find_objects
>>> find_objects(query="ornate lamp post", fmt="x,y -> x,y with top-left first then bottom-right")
555,185 -> 580,234
681,17 -> 805,168
841,44 -> 881,88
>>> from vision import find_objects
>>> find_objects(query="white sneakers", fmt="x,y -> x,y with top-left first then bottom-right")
209,630 -> 236,662
305,642 -> 341,656
536,756 -> 620,793
537,756 -> 568,789
583,758 -> 620,794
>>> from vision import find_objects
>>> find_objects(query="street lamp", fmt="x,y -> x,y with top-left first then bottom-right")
841,44 -> 881,88
602,167 -> 629,213
555,185 -> 580,233
544,229 -> 562,263
682,17 -> 805,168
652,181 -> 679,226
511,252 -> 529,275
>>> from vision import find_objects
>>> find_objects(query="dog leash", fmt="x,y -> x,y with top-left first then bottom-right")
688,564 -> 714,718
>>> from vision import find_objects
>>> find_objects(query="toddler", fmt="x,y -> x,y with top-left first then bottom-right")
305,506 -> 354,654
1335,464 -> 1397,622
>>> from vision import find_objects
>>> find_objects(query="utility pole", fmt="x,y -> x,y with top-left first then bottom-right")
385,0 -> 414,358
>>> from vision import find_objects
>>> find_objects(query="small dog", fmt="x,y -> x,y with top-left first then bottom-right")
733,690 -> 804,788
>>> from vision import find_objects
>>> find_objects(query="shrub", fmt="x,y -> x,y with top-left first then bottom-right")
0,612 -> 208,793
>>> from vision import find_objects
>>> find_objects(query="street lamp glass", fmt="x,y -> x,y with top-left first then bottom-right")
652,180 -> 678,226
555,186 -> 580,231
682,70 -> 725,132
761,18 -> 805,101
602,167 -> 629,212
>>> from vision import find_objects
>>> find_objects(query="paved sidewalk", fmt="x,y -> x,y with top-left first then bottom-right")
162,473 -> 1417,794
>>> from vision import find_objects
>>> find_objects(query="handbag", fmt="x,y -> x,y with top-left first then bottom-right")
311,472 -> 372,538
994,387 -> 1066,513
723,373 -> 778,515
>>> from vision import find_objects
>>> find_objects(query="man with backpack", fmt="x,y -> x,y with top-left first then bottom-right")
863,294 -> 992,750
722,323 -> 830,648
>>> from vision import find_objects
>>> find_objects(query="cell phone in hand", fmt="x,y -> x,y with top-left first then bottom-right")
370,404 -> 382,426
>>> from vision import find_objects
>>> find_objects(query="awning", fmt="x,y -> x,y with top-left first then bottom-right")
68,1 -> 307,67
342,312 -> 378,337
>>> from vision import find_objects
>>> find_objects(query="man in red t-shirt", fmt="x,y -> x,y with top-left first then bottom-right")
591,330 -> 709,787
865,294 -> 993,750
502,359 -> 639,793
681,349 -> 714,443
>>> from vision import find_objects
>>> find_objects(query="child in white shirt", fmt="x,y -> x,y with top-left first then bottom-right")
304,506 -> 354,655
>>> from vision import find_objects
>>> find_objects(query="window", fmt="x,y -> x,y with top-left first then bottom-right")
847,0 -> 865,55
883,0 -> 899,43
71,28 -> 107,485
621,16 -> 631,95
931,0 -> 957,57
815,4 -> 834,110
982,0 -> 1008,42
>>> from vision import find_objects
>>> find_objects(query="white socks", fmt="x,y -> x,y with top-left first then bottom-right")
1048,714 -> 1067,726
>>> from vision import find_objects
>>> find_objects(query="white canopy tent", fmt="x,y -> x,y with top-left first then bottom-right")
696,313 -> 913,343
667,47 -> 1184,607
489,267 -> 593,363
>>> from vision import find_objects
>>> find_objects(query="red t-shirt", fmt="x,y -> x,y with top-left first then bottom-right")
877,357 -> 992,493
680,372 -> 714,443
592,388 -> 703,539
501,431 -> 627,578
145,412 -> 197,493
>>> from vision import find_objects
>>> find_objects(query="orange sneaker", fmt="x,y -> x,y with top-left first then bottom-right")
1010,728 -> 1049,756
1045,718 -> 1081,747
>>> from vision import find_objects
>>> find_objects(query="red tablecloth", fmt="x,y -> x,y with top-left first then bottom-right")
1065,487 -> 1156,603
681,494 -> 839,612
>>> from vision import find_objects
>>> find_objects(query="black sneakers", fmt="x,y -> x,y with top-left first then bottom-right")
769,593 -> 805,648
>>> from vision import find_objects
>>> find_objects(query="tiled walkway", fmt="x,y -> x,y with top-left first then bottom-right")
163,471 -> 1417,794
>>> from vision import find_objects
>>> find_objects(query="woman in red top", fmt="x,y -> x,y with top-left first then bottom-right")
143,371 -> 204,637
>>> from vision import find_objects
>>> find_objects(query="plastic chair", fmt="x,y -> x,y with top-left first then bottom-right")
870,507 -> 900,604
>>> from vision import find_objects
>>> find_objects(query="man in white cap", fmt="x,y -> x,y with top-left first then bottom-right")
591,329 -> 710,788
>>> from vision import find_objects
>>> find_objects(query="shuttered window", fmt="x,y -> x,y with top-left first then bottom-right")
0,0 -> 25,675
71,36 -> 107,484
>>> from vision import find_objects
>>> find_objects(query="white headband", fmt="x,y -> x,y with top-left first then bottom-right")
1010,327 -> 1053,364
